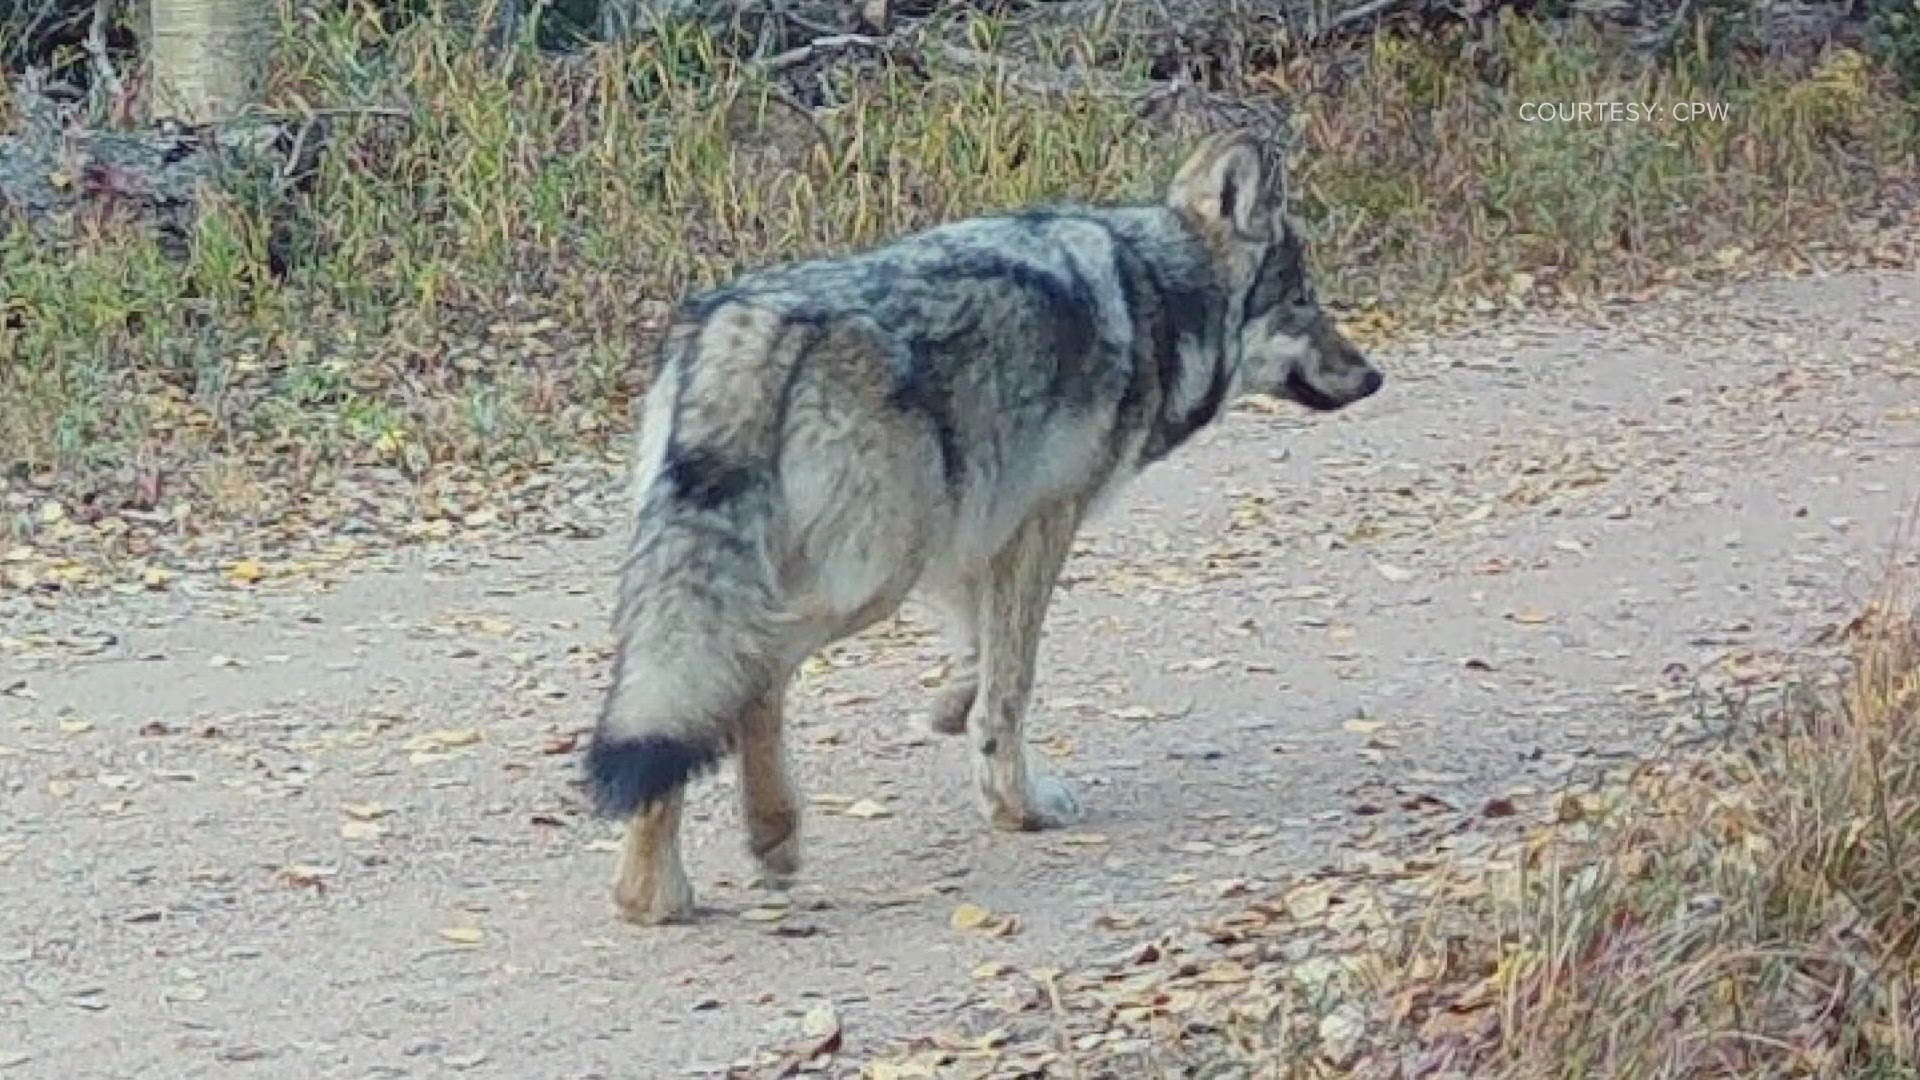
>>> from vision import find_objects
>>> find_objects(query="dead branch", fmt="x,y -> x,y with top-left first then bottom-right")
85,0 -> 120,107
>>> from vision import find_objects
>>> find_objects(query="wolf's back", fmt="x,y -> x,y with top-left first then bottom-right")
584,300 -> 806,818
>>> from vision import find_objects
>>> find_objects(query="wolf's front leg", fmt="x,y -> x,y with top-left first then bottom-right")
971,503 -> 1084,831
613,788 -> 695,924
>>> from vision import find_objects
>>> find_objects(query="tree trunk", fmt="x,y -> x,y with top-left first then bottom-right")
145,0 -> 272,123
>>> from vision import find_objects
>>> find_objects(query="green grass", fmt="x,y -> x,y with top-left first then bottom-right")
2,5 -> 1916,527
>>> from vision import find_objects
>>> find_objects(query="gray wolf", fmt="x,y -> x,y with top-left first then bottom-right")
584,130 -> 1384,924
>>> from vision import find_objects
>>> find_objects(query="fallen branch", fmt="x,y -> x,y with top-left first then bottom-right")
1312,0 -> 1412,41
0,73 -> 412,274
85,0 -> 120,107
755,31 -> 892,72
934,42 -> 1150,98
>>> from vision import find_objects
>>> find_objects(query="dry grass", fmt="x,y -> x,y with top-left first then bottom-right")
1,5 -> 1916,526
1373,554 -> 1920,1078
1286,19 -> 1918,303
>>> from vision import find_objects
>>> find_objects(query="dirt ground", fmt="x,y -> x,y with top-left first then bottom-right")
3,269 -> 1918,1079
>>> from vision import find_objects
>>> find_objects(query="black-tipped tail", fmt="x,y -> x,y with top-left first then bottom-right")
583,733 -> 725,818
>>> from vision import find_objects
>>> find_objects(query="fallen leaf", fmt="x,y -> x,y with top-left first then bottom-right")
437,927 -> 484,945
843,799 -> 892,819
800,1003 -> 839,1039
950,903 -> 994,931
226,559 -> 265,585
1059,832 -> 1109,846
1284,882 -> 1334,920
278,864 -> 336,890
423,729 -> 482,749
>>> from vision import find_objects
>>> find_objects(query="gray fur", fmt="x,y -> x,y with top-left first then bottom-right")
585,131 -> 1384,924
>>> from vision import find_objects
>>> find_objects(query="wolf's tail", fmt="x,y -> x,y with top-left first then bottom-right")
583,304 -> 801,819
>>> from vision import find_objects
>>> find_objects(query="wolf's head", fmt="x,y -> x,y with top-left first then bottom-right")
1166,132 -> 1382,412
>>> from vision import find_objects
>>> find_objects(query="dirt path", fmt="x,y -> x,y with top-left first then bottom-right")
3,271 -> 1918,1079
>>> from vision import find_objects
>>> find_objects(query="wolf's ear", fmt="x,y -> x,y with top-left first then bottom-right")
1166,132 -> 1272,236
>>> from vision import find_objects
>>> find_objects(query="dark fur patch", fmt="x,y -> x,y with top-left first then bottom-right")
672,287 -> 741,337
583,731 -> 725,817
1106,230 -> 1228,464
888,359 -> 964,489
919,253 -> 1094,360
1243,227 -> 1305,322
1285,368 -> 1346,411
663,448 -> 756,509
1156,353 -> 1233,452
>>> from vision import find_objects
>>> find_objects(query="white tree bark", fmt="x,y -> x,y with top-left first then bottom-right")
146,0 -> 272,123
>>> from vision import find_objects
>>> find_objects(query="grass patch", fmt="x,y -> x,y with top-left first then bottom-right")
2,6 -> 1916,539
1285,17 -> 1918,303
1370,557 -> 1920,1077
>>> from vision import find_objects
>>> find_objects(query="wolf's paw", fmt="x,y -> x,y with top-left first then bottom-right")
749,832 -> 801,888
988,775 -> 1082,832
1029,775 -> 1082,827
613,868 -> 695,926
926,674 -> 977,736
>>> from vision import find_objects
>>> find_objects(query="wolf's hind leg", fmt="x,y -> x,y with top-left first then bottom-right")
926,574 -> 981,736
972,502 -> 1083,831
613,788 -> 695,924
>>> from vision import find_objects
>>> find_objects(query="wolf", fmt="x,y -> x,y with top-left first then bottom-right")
584,130 -> 1383,924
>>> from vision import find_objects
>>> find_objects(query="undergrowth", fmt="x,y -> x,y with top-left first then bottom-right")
1373,558 -> 1920,1077
1,4 -> 1915,524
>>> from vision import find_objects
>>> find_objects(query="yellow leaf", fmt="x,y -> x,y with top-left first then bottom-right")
437,926 -> 484,945
226,559 -> 265,585
950,903 -> 993,931
1059,832 -> 1109,846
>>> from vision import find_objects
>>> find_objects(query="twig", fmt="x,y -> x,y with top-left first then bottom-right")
1633,0 -> 1696,54
776,2 -> 847,39
1312,0 -> 1411,41
935,43 -> 1150,99
1313,0 -> 1420,42
755,32 -> 891,72
762,86 -> 840,163
86,0 -> 121,109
